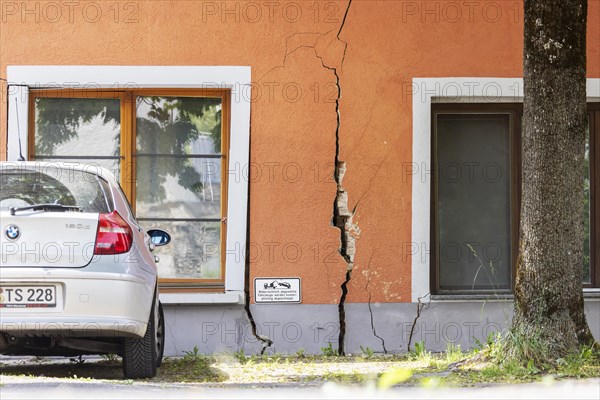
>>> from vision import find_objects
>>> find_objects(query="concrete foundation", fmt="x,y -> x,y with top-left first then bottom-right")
163,298 -> 600,356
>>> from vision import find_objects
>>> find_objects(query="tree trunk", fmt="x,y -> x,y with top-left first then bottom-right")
512,0 -> 595,362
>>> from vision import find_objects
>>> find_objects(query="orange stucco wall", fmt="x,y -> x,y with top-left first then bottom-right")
1,1 -> 599,304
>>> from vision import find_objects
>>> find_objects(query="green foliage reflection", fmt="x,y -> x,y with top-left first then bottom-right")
135,96 -> 221,204
34,96 -> 222,204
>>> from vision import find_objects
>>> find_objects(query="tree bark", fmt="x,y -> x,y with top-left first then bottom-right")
512,0 -> 595,362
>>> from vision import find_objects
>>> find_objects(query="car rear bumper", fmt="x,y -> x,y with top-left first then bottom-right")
0,270 -> 153,339
0,317 -> 146,338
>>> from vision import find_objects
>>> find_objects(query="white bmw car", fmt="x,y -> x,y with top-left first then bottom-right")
0,162 -> 169,379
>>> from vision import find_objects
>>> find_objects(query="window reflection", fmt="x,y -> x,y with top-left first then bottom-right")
34,97 -> 121,177
135,96 -> 223,280
583,121 -> 591,283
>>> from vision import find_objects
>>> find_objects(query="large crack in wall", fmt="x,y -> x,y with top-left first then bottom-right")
324,0 -> 355,356
247,0 -> 355,355
243,124 -> 273,354
332,159 -> 359,355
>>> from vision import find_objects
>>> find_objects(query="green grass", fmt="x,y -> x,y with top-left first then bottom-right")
442,341 -> 600,387
304,371 -> 371,384
159,348 -> 227,383
321,342 -> 339,357
360,346 -> 375,359
1,343 -> 598,387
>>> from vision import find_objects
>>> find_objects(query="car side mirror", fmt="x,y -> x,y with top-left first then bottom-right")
148,229 -> 171,246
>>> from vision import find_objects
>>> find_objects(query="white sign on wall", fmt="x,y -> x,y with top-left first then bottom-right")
254,278 -> 301,304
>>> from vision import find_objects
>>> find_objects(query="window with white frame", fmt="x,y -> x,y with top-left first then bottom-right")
431,102 -> 599,293
7,66 -> 250,294
29,89 -> 229,287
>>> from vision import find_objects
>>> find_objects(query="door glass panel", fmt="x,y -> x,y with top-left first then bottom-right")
437,114 -> 512,291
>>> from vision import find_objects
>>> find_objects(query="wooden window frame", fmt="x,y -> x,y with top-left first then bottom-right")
431,103 -> 523,295
432,103 -> 600,294
28,88 -> 231,289
586,103 -> 600,288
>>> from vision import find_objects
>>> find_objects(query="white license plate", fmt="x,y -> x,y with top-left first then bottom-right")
0,286 -> 57,308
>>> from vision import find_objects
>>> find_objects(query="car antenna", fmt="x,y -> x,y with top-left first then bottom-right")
15,97 -> 26,161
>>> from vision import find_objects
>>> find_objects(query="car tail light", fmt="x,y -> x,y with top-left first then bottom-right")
94,211 -> 133,255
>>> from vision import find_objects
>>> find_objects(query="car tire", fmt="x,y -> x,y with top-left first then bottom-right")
156,301 -> 165,367
122,304 -> 158,379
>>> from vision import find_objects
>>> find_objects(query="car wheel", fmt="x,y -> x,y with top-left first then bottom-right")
156,301 -> 165,367
122,304 -> 157,379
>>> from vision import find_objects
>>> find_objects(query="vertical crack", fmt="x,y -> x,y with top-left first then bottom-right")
253,0 -> 353,356
406,293 -> 430,352
338,270 -> 351,355
322,0 -> 355,357
243,123 -> 273,354
366,271 -> 388,353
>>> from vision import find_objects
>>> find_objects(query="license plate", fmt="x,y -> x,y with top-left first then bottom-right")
0,286 -> 57,308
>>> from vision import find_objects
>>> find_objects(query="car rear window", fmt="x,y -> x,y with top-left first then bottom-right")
0,166 -> 113,213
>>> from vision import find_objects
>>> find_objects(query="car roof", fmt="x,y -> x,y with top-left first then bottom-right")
0,161 -> 118,183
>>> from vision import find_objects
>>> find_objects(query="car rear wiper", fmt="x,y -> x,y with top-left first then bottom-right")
9,204 -> 82,216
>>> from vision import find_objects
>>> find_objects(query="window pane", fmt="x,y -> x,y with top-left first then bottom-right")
34,97 -> 120,158
437,114 -> 512,291
583,121 -> 591,284
136,96 -> 222,155
139,221 -> 221,280
135,156 -> 221,219
134,95 -> 225,283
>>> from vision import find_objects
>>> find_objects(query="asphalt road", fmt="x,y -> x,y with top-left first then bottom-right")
1,355 -> 599,399
1,375 -> 599,399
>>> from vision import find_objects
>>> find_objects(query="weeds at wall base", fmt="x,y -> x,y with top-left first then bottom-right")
1,344 -> 598,385
224,338 -> 599,386
157,346 -> 228,382
457,331 -> 600,383
481,325 -> 599,372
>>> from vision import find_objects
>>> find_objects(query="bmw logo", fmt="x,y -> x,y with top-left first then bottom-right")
5,225 -> 20,240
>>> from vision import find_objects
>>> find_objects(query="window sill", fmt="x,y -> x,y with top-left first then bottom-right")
583,289 -> 600,299
430,294 -> 514,302
431,289 -> 600,302
159,291 -> 244,305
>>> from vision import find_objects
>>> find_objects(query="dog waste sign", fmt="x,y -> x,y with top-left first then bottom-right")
254,278 -> 301,304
